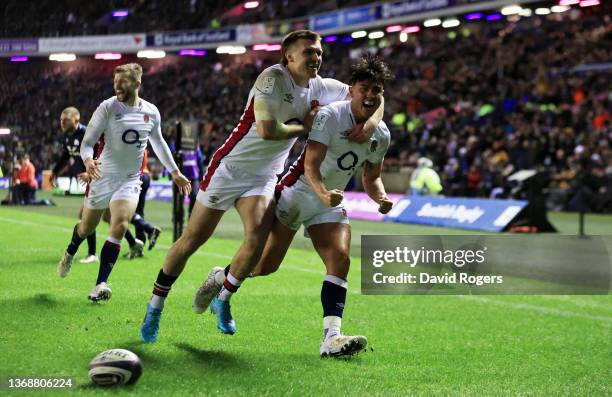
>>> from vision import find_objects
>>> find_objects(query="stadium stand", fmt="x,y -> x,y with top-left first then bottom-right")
0,3 -> 610,212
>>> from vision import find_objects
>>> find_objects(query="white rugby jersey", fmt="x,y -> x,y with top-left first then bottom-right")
201,64 -> 348,188
278,100 -> 390,192
81,96 -> 178,178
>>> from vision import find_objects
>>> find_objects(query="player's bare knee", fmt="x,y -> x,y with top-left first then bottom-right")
78,223 -> 94,238
327,251 -> 350,278
179,230 -> 206,254
244,229 -> 268,250
258,261 -> 281,276
111,220 -> 129,237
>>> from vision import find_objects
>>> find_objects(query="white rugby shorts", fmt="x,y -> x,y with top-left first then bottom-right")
275,183 -> 349,231
85,174 -> 142,210
197,162 -> 276,210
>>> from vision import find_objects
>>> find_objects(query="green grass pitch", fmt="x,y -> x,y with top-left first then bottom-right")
0,193 -> 610,396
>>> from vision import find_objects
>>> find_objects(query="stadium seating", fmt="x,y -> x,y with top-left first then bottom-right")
0,3 -> 610,211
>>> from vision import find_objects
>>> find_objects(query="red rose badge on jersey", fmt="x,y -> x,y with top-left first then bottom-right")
143,114 -> 150,122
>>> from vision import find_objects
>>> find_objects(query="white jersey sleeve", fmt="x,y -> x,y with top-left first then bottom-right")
148,106 -> 179,173
307,106 -> 338,147
367,121 -> 391,165
253,67 -> 288,121
81,100 -> 109,162
318,78 -> 349,105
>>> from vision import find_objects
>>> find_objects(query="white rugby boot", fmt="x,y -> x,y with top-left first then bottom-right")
88,282 -> 112,302
57,252 -> 74,278
193,267 -> 225,314
123,239 -> 144,259
80,254 -> 99,264
320,334 -> 368,358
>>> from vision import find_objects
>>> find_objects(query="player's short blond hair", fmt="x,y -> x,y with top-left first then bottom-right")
114,63 -> 143,82
61,106 -> 80,118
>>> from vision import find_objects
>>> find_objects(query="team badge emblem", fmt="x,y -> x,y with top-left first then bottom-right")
370,140 -> 378,153
143,114 -> 150,122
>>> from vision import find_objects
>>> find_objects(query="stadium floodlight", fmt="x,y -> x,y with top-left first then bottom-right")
501,5 -> 522,15
9,56 -> 28,62
442,18 -> 460,28
351,31 -> 367,38
399,33 -> 408,43
244,1 -> 259,9
386,25 -> 403,33
368,31 -> 384,39
579,0 -> 599,7
551,5 -> 570,12
465,12 -> 483,20
49,53 -> 76,61
112,10 -> 129,17
0,128 -> 10,135
519,8 -> 533,17
137,50 -> 166,59
535,8 -> 551,15
423,18 -> 441,27
216,46 -> 246,54
94,52 -> 122,60
229,46 -> 247,54
178,49 -> 206,56
560,0 -> 579,4
265,44 -> 281,51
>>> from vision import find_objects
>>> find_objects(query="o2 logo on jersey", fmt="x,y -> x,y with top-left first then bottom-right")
337,151 -> 358,171
122,129 -> 144,148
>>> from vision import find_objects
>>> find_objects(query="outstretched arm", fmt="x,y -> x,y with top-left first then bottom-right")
149,112 -> 191,196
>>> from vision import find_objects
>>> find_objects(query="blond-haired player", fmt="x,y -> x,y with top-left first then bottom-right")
57,63 -> 191,301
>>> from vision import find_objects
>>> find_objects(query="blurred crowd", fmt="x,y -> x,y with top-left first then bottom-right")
2,0 -> 374,38
0,6 -> 610,212
2,0 -> 490,38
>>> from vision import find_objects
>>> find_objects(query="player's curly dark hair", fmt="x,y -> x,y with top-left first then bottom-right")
349,55 -> 395,86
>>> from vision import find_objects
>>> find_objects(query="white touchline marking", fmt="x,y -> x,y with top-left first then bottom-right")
2,216 -> 611,323
537,295 -> 612,311
455,295 -> 612,325
0,216 -> 71,232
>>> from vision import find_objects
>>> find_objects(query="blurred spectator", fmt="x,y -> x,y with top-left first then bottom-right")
12,154 -> 38,205
410,157 -> 442,195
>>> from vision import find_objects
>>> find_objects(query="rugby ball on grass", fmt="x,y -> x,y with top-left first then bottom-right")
88,349 -> 142,386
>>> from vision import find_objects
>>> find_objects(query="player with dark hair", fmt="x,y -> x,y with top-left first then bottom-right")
140,30 -> 385,343
247,55 -> 395,357
56,63 -> 191,301
52,107 -> 99,264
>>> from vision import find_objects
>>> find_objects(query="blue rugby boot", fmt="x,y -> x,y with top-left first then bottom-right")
140,303 -> 163,343
210,297 -> 236,335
